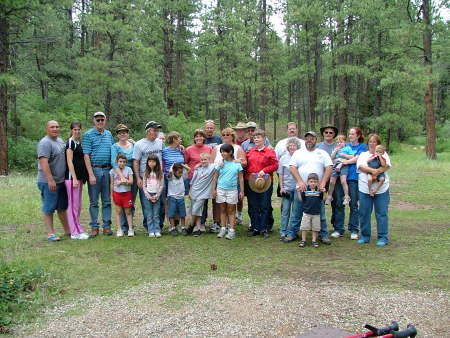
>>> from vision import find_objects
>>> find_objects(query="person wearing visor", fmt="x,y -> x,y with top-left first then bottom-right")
83,112 -> 114,237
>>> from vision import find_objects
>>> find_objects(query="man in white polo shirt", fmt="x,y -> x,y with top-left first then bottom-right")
284,131 -> 332,245
274,122 -> 305,159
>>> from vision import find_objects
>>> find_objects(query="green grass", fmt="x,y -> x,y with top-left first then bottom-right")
0,145 -> 449,328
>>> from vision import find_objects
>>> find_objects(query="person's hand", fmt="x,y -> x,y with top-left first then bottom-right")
296,182 -> 307,192
212,190 -> 217,199
336,143 -> 344,150
189,193 -> 193,200
120,177 -> 127,185
136,177 -> 143,189
72,180 -> 79,188
218,159 -> 224,168
239,191 -> 244,200
258,170 -> 265,178
336,163 -> 342,172
179,144 -> 185,152
89,175 -> 96,186
48,178 -> 56,192
319,183 -> 326,192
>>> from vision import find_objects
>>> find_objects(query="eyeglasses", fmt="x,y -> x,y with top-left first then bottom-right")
324,131 -> 334,135
222,133 -> 231,136
95,119 -> 105,122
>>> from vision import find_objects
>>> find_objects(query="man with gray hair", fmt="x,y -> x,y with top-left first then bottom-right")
274,122 -> 305,159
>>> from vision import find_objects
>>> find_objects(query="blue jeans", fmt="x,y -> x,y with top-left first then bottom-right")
287,192 -> 328,239
87,167 -> 111,229
246,183 -> 273,233
280,191 -> 295,236
333,180 -> 359,235
359,190 -> 390,243
147,199 -> 161,233
121,179 -> 138,231
138,187 -> 151,231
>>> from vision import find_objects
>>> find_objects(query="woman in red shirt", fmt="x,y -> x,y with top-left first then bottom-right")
245,129 -> 278,238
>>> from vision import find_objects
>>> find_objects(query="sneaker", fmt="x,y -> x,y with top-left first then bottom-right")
192,230 -> 201,237
236,213 -> 243,225
357,239 -> 369,244
247,230 -> 260,237
283,235 -> 296,243
128,229 -> 135,237
343,195 -> 351,206
79,232 -> 89,240
325,196 -> 333,205
199,224 -> 206,232
116,228 -> 124,237
181,228 -> 188,236
149,232 -> 155,238
350,232 -> 359,240
47,234 -> 60,242
262,231 -> 270,239
217,227 -> 227,238
170,228 -> 178,236
225,228 -> 235,240
319,237 -> 332,245
155,232 -> 162,238
71,233 -> 82,240
376,240 -> 387,247
210,222 -> 220,233
330,231 -> 342,238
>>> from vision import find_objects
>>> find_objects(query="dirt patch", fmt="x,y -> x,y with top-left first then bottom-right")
390,200 -> 434,211
16,277 -> 449,338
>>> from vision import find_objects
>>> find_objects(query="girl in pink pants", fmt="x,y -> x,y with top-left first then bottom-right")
65,122 -> 89,240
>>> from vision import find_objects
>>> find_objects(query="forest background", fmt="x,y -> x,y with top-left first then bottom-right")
0,0 -> 449,175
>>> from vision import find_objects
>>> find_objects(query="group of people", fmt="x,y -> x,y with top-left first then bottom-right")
36,113 -> 391,247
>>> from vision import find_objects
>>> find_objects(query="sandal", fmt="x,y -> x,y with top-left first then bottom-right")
312,241 -> 319,248
298,240 -> 306,247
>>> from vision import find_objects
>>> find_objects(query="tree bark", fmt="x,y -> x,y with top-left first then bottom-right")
423,0 -> 436,159
258,0 -> 268,130
0,17 -> 9,175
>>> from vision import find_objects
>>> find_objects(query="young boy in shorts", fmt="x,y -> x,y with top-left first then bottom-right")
110,154 -> 134,237
298,173 -> 324,248
189,153 -> 216,236
167,163 -> 187,235
211,144 -> 244,240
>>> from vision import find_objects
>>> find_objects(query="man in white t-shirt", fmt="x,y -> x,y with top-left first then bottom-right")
274,122 -> 305,159
284,131 -> 333,244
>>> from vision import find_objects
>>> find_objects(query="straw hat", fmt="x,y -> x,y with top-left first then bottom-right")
233,122 -> 248,130
248,174 -> 272,193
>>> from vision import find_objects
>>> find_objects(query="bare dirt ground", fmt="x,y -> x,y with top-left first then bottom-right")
17,277 -> 449,337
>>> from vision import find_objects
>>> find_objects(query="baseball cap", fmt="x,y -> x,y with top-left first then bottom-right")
233,122 -> 248,130
246,121 -> 257,129
115,124 -> 129,133
304,131 -> 317,138
145,121 -> 162,131
93,112 -> 106,118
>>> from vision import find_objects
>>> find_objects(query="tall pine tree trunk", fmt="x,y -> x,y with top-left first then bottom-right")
423,0 -> 436,159
258,0 -> 268,130
0,17 -> 9,175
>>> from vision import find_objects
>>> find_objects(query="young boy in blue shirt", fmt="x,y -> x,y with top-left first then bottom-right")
211,144 -> 244,240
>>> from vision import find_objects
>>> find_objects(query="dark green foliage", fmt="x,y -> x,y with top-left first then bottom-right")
0,262 -> 47,327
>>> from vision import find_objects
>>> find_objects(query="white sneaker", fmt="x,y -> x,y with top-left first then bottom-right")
217,227 -> 227,238
149,232 -> 155,238
350,233 -> 359,240
225,228 -> 235,240
78,232 -> 89,240
128,229 -> 135,237
155,232 -> 162,238
71,234 -> 81,240
330,231 -> 342,238
116,229 -> 124,237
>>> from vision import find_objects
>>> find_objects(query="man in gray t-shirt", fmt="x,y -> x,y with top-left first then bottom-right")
37,120 -> 70,241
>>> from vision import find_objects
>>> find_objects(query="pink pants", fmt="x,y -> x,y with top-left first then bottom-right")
65,180 -> 85,235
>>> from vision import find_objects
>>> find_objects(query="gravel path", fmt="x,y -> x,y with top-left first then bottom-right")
17,277 -> 449,337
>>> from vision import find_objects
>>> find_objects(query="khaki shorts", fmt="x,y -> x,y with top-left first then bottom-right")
190,198 -> 206,216
216,188 -> 238,205
300,213 -> 320,232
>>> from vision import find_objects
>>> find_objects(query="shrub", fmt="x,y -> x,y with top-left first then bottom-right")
0,262 -> 47,328
436,138 -> 450,153
8,136 -> 37,171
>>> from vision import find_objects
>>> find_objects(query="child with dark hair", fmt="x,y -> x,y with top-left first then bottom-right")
298,173 -> 325,248
167,162 -> 188,235
143,155 -> 164,237
110,153 -> 134,237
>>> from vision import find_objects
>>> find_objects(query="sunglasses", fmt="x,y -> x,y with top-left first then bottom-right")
324,131 -> 334,134
95,119 -> 105,122
222,133 -> 231,136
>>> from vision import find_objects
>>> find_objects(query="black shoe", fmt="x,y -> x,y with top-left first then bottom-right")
170,229 -> 178,236
247,230 -> 260,237
181,228 -> 188,236
319,237 -> 332,245
192,230 -> 201,237
262,231 -> 270,239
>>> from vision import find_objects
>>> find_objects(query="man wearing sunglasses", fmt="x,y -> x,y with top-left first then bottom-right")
241,122 -> 271,153
83,112 -> 114,237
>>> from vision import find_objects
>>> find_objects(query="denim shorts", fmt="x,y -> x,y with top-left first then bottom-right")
167,196 -> 186,218
37,182 -> 68,214
332,162 -> 349,177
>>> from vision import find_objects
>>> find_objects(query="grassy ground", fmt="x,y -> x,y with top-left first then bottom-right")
1,144 -> 449,328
